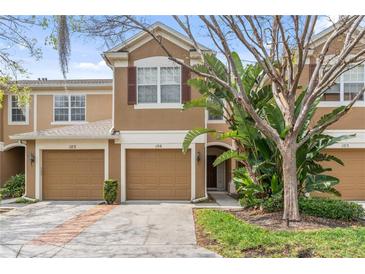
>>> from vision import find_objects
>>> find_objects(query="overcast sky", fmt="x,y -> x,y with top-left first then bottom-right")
12,16 -> 337,80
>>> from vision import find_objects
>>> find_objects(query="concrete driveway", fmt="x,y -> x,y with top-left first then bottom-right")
0,201 -> 218,258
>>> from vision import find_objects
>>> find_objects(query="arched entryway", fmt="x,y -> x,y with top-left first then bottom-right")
206,143 -> 232,192
1,144 -> 25,186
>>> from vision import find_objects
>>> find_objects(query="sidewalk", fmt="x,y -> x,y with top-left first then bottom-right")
195,192 -> 242,209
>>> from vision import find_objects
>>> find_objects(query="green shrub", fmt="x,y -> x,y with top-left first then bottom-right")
103,179 -> 118,204
15,197 -> 38,204
0,174 -> 25,199
239,196 -> 262,208
299,197 -> 364,221
261,193 -> 283,212
260,195 -> 364,221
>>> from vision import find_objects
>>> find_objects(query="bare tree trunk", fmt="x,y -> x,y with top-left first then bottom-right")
282,140 -> 301,222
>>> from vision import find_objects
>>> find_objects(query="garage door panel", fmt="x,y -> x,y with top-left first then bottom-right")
325,149 -> 365,200
126,149 -> 191,200
42,150 -> 104,200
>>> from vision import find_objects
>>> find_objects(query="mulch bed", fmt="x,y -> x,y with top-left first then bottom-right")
231,208 -> 365,231
193,208 -> 365,257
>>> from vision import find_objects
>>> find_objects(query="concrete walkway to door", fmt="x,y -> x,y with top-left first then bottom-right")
0,201 -> 219,258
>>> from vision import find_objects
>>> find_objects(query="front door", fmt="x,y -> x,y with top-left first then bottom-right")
207,156 -> 217,188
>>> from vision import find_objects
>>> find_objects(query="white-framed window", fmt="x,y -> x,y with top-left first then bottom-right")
8,95 -> 29,125
53,95 -> 86,123
137,66 -> 181,105
207,98 -> 225,123
323,65 -> 365,103
208,111 -> 224,121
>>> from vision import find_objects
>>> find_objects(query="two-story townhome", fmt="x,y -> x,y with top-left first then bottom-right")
0,79 -> 113,189
1,22 -> 364,202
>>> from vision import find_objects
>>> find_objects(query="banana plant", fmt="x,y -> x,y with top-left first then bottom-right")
182,52 -> 352,202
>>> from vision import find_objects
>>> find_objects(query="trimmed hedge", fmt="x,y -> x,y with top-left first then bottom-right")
0,174 -> 25,199
260,195 -> 365,221
299,197 -> 364,221
103,179 -> 118,204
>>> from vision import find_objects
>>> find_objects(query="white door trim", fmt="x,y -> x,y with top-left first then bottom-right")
120,143 -> 196,203
35,139 -> 109,200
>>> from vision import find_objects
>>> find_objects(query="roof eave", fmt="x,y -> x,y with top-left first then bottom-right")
105,21 -> 212,54
9,135 -> 119,141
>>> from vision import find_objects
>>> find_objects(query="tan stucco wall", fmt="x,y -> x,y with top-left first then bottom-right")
2,95 -> 34,145
0,147 -> 25,186
87,95 -> 112,122
312,35 -> 364,57
114,38 -> 205,131
108,140 -> 121,204
37,95 -> 53,130
25,140 -> 35,199
0,107 -> 4,142
37,94 -> 112,130
114,67 -> 125,130
312,107 -> 365,129
195,143 -> 206,199
128,38 -> 191,66
2,93 -> 112,144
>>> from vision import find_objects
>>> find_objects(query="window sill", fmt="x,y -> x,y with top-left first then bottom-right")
51,121 -> 88,126
207,120 -> 226,124
8,122 -> 29,126
318,101 -> 365,107
134,104 -> 183,109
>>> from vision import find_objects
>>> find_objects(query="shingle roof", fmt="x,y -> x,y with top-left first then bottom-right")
10,119 -> 117,140
105,21 -> 212,53
15,79 -> 112,88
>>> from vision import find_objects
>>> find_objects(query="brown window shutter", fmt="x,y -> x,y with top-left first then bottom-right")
181,66 -> 191,103
128,66 -> 137,105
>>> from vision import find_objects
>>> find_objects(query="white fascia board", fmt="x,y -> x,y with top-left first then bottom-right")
103,52 -> 129,68
9,135 -> 118,141
107,22 -> 211,53
325,130 -> 365,149
118,130 -> 205,145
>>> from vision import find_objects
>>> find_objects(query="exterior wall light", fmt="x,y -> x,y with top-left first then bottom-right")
196,152 -> 201,162
29,153 -> 35,165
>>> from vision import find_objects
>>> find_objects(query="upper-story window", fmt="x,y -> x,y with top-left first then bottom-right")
323,65 -> 364,102
54,95 -> 86,123
137,66 -> 181,104
207,98 -> 224,122
8,95 -> 29,125
208,111 -> 224,121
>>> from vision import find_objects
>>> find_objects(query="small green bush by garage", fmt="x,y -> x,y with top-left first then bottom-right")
260,195 -> 364,221
0,173 -> 25,199
103,179 -> 118,204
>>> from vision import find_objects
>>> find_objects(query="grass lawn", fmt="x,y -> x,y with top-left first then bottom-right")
195,209 -> 365,258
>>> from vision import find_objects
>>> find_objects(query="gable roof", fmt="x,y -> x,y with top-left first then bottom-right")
104,21 -> 211,53
10,119 -> 116,140
310,22 -> 365,48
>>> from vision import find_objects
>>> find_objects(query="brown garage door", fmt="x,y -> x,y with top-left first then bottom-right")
325,149 -> 365,200
42,150 -> 104,200
126,149 -> 191,200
